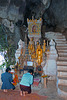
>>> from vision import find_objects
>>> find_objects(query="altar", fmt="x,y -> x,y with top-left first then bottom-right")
14,17 -> 48,77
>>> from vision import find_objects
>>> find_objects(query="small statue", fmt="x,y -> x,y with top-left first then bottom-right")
28,43 -> 35,55
18,48 -> 24,69
30,37 -> 34,45
36,44 -> 43,65
28,37 -> 35,55
36,41 -> 39,49
43,40 -> 46,53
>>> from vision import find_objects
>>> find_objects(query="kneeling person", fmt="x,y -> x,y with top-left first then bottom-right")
20,69 -> 34,96
1,67 -> 15,92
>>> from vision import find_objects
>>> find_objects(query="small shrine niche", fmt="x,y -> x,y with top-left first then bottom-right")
27,18 -> 42,45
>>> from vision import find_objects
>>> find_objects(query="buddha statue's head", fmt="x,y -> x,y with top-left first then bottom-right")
38,44 -> 41,49
30,37 -> 34,41
43,40 -> 45,43
37,41 -> 39,45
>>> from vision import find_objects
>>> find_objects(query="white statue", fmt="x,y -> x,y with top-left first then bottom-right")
15,39 -> 25,63
50,39 -> 55,50
43,39 -> 58,80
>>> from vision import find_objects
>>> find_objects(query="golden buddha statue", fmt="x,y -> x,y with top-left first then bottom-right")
43,40 -> 46,53
30,37 -> 34,45
28,37 -> 35,55
36,41 -> 39,49
36,44 -> 43,65
31,51 -> 36,60
28,42 -> 35,55
28,41 -> 31,55
30,44 -> 35,53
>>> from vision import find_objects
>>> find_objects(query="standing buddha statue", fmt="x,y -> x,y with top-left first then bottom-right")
36,41 -> 39,49
36,44 -> 43,65
28,37 -> 35,55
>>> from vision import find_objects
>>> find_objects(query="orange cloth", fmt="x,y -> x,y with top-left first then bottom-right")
13,74 -> 19,86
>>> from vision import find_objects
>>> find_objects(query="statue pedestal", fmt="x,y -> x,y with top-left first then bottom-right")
43,40 -> 58,80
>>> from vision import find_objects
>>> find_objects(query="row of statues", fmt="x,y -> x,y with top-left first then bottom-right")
28,37 -> 46,65
15,38 -> 48,71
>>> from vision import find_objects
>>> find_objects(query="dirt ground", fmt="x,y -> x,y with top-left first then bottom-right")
0,79 -> 65,100
32,80 -> 65,100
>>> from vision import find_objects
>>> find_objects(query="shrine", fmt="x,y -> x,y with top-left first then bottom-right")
0,1 -> 67,99
13,18 -> 51,89
27,18 -> 42,45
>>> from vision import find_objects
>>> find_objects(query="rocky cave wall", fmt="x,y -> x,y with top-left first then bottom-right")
0,0 -> 67,47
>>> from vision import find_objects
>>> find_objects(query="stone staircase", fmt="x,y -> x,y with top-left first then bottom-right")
45,32 -> 67,98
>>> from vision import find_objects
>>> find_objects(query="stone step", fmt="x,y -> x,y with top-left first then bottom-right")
56,37 -> 66,40
54,39 -> 66,43
56,35 -> 65,37
58,49 -> 67,52
54,32 -> 62,35
58,79 -> 67,86
57,72 -> 67,78
57,61 -> 67,65
58,57 -> 67,60
45,32 -> 62,36
58,88 -> 67,98
56,46 -> 67,48
56,42 -> 67,44
57,66 -> 67,71
58,53 -> 67,56
57,44 -> 67,46
57,48 -> 67,51
56,47 -> 67,49
55,38 -> 66,41
58,55 -> 67,58
54,33 -> 62,35
58,85 -> 67,92
55,36 -> 64,38
56,41 -> 67,44
58,77 -> 67,80
56,35 -> 65,38
45,33 -> 64,40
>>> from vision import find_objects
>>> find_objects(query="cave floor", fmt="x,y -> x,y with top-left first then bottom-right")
15,79 -> 65,100
0,75 -> 65,100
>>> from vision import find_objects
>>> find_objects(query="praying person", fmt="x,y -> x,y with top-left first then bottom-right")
1,67 -> 15,92
20,69 -> 34,96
